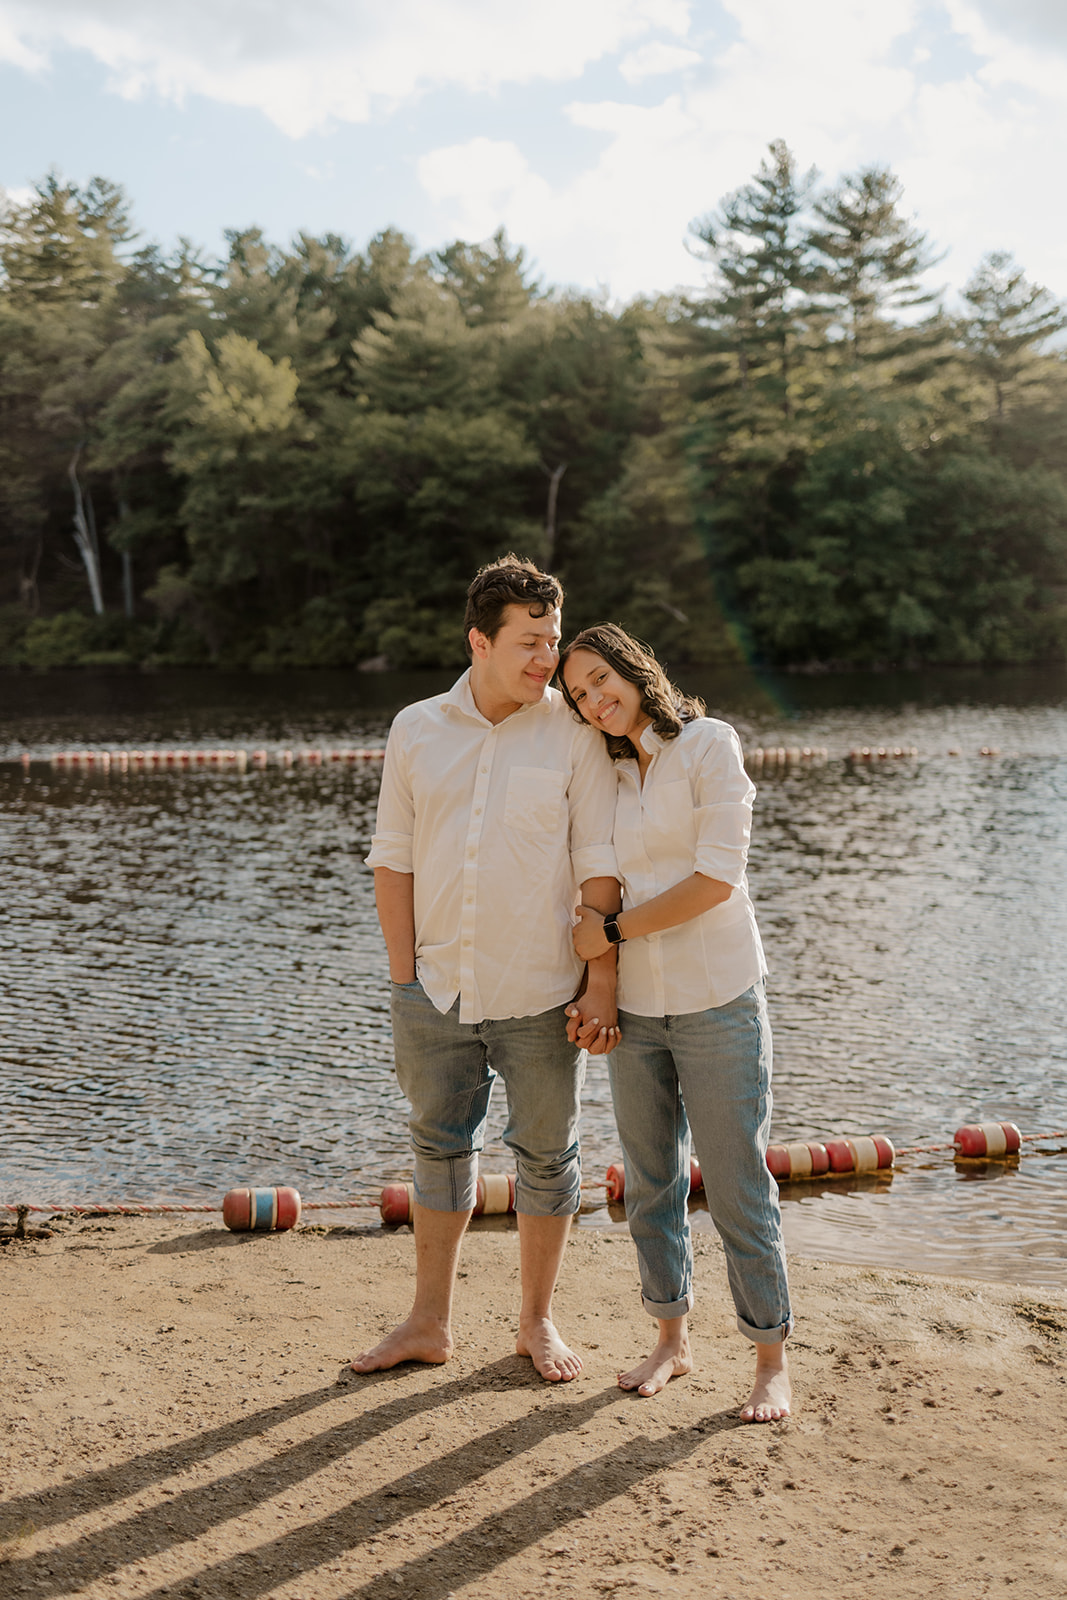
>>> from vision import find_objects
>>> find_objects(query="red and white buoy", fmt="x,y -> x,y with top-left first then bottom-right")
379,1182 -> 414,1225
823,1135 -> 895,1175
611,1136 -> 895,1192
604,1157 -> 704,1203
378,1173 -> 517,1225
953,1122 -> 1021,1159
766,1141 -> 833,1180
222,1185 -> 301,1231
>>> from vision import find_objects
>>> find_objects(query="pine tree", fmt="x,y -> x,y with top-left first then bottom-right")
808,165 -> 939,361
689,140 -> 817,419
960,252 -> 1067,428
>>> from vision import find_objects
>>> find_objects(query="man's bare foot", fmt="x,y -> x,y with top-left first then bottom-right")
349,1314 -> 453,1374
516,1317 -> 582,1382
739,1344 -> 791,1422
618,1334 -> 693,1397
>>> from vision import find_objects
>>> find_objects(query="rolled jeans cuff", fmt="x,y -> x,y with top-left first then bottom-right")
737,1313 -> 793,1345
642,1290 -> 694,1320
413,1153 -> 478,1214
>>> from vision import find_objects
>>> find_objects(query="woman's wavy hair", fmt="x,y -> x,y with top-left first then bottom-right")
558,623 -> 704,761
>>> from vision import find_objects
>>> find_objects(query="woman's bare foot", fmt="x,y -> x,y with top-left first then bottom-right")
349,1313 -> 453,1374
740,1343 -> 791,1422
619,1317 -> 692,1396
516,1316 -> 583,1382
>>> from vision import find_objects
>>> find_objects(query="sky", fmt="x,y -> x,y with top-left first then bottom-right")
2,0 -> 1067,305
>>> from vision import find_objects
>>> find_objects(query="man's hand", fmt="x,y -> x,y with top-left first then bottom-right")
564,977 -> 620,1055
572,903 -> 611,961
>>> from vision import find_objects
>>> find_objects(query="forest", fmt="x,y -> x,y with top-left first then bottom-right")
2,140 -> 1066,673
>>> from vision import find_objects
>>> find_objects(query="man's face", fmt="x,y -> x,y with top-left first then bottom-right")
470,603 -> 562,715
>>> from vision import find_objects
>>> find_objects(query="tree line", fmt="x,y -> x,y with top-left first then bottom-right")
2,140 -> 1066,673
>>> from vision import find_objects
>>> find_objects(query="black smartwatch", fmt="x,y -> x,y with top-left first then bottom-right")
602,912 -> 626,945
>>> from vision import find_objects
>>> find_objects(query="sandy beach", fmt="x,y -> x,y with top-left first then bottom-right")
2,1211 -> 1066,1599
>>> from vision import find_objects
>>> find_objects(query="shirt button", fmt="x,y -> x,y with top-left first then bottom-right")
474,807 -> 482,815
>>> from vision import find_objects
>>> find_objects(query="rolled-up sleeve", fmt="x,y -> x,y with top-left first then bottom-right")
692,725 -> 755,887
566,722 -> 618,886
365,716 -> 415,873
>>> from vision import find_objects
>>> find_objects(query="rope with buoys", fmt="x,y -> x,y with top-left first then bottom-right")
4,1125 -> 1064,1235
610,1122 -> 1067,1197
5,745 -> 1024,776
17,747 -> 386,771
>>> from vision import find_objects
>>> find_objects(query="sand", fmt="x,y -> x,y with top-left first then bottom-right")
2,1211 -> 1066,1600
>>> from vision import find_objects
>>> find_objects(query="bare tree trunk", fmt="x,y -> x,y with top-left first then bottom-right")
118,494 -> 134,618
69,449 -> 104,615
542,461 -> 567,566
19,534 -> 43,615
122,551 -> 134,618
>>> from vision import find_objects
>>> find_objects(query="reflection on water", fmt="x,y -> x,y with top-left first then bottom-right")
2,665 -> 1066,1289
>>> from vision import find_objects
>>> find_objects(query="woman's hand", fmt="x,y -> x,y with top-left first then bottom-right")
572,903 -> 611,960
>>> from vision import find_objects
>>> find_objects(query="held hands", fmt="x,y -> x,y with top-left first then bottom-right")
572,903 -> 611,961
564,961 -> 620,1055
564,999 -> 620,1054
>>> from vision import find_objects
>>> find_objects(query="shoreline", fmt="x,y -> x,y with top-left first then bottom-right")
2,1214 -> 1065,1598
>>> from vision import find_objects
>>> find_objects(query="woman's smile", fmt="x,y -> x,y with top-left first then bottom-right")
562,648 -> 649,743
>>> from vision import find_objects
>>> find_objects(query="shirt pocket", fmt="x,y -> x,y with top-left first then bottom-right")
643,776 -> 696,854
503,766 -> 566,834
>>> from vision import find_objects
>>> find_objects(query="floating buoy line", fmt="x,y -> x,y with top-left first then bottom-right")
2,744 -> 1027,774
4,1124 -> 1065,1235
13,747 -> 385,771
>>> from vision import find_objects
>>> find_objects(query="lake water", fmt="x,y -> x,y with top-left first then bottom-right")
2,665 -> 1066,1290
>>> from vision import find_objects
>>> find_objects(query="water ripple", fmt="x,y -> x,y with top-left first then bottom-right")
2,676 -> 1066,1288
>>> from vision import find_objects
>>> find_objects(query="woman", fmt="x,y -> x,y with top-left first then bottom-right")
560,624 -> 792,1420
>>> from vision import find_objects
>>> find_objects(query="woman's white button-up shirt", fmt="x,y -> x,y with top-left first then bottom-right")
366,672 -> 618,1024
615,717 -> 766,1017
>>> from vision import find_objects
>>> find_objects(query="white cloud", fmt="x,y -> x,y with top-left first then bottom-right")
6,0 -> 1067,303
412,0 -> 1067,301
965,0 -> 1067,51
945,0 -> 1067,93
0,0 -> 694,136
0,11 -> 43,70
619,40 -> 703,82
417,138 -> 555,243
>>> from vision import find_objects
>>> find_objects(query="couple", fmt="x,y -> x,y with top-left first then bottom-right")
351,555 -> 792,1422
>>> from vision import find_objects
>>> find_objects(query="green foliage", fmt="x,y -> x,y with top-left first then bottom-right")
2,157 -> 1066,673
15,609 -> 150,670
0,604 -> 31,667
359,596 -> 468,670
683,141 -> 1067,667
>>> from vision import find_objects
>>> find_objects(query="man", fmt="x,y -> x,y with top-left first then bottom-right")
351,555 -> 619,1383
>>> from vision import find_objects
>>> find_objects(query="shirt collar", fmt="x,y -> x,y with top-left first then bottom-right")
617,721 -> 665,781
442,669 -> 557,726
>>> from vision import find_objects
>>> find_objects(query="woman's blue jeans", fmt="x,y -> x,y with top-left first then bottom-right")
609,981 -> 792,1343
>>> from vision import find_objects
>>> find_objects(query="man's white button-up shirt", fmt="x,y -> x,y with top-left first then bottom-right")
615,717 -> 767,1017
366,672 -> 618,1024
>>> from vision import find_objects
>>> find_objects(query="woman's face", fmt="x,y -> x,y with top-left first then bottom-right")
562,649 -> 650,743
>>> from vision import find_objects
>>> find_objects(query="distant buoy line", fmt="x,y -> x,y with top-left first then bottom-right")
4,1124 -> 1065,1235
15,747 -> 386,771
4,744 -> 1025,775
